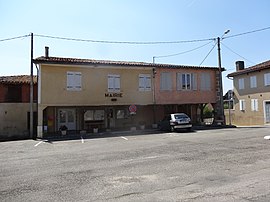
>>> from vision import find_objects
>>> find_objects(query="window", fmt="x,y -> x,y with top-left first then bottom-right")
239,99 -> 246,111
108,74 -> 120,92
264,73 -> 270,86
177,73 -> 197,90
250,76 -> 257,88
238,78 -> 245,90
160,72 -> 172,91
200,73 -> 211,91
67,72 -> 82,91
139,74 -> 151,91
251,99 -> 258,111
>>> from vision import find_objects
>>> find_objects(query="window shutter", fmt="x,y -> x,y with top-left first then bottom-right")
139,75 -> 145,91
240,99 -> 246,111
108,75 -> 114,92
264,73 -> 270,86
74,72 -> 82,90
192,73 -> 197,90
67,72 -> 74,90
114,75 -> 120,92
145,75 -> 151,91
177,73 -> 182,90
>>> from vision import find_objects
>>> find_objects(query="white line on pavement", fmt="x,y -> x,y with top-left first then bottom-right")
34,141 -> 44,147
120,136 -> 128,140
81,136 -> 84,143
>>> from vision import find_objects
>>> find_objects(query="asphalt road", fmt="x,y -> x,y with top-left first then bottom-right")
1,127 -> 270,202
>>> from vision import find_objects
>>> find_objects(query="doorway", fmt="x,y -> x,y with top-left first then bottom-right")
265,101 -> 270,123
58,109 -> 76,130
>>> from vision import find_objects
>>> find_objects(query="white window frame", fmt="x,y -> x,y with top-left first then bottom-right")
67,71 -> 82,91
139,74 -> 151,91
160,72 -> 172,91
200,73 -> 211,91
108,74 -> 120,92
251,99 -> 258,111
264,73 -> 270,86
250,76 -> 257,88
238,78 -> 245,90
177,73 -> 197,91
239,99 -> 246,111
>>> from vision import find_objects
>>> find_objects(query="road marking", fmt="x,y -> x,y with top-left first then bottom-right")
120,136 -> 128,140
34,141 -> 44,147
81,136 -> 84,143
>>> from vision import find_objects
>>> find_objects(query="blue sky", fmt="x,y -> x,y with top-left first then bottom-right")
1,0 -> 270,94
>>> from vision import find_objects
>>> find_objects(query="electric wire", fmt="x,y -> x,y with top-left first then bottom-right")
34,34 -> 214,45
0,34 -> 30,42
223,26 -> 270,39
153,40 -> 213,59
221,42 -> 256,65
199,41 -> 217,66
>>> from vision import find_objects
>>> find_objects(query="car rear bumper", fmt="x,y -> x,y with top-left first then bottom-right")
174,124 -> 192,129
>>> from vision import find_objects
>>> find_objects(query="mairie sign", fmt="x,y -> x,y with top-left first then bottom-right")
129,105 -> 137,114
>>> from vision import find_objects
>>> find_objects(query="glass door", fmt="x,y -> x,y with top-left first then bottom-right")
58,109 -> 76,130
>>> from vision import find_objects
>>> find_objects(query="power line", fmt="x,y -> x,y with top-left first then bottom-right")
0,34 -> 30,42
221,42 -> 256,65
223,26 -> 270,39
199,41 -> 217,66
153,40 -> 213,59
34,34 -> 214,45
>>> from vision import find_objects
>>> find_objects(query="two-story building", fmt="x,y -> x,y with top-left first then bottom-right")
33,48 -> 222,138
227,60 -> 270,125
0,75 -> 37,140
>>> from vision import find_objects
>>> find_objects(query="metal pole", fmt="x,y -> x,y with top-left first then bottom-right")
30,33 -> 34,139
217,37 -> 225,124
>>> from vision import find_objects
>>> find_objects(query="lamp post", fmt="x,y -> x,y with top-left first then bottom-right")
217,30 -> 230,125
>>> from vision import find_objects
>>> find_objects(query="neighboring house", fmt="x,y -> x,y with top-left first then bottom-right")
33,48 -> 222,138
227,60 -> 270,125
0,75 -> 37,140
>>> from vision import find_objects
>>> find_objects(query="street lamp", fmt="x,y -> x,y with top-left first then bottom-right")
217,29 -> 230,125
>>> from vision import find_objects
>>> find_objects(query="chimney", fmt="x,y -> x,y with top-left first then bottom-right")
236,61 -> 244,71
45,46 -> 49,58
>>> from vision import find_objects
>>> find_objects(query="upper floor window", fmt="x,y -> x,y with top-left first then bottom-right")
177,73 -> 197,90
238,78 -> 245,90
108,74 -> 120,92
250,76 -> 257,88
160,72 -> 172,91
264,73 -> 270,86
67,72 -> 82,91
139,74 -> 151,91
200,73 -> 210,91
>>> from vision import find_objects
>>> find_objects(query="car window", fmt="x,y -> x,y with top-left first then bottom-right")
174,114 -> 189,119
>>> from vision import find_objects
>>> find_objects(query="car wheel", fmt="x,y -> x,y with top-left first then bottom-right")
170,126 -> 175,132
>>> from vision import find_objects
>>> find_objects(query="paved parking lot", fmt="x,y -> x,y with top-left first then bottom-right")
1,127 -> 270,201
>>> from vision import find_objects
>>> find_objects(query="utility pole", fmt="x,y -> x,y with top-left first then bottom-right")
30,33 -> 34,139
217,36 -> 225,124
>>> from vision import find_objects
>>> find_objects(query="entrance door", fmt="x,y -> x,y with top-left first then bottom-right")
58,109 -> 76,130
105,108 -> 115,129
265,101 -> 270,123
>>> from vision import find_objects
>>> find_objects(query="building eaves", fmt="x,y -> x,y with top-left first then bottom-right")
33,56 -> 222,70
227,60 -> 270,77
0,75 -> 37,85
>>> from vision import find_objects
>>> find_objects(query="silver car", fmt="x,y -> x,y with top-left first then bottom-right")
158,113 -> 192,132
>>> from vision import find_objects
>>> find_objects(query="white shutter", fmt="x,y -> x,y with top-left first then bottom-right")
250,76 -> 257,88
239,78 -> 245,89
114,75 -> 120,92
74,72 -> 82,90
201,73 -> 210,91
239,99 -> 246,111
108,75 -> 114,92
145,75 -> 151,91
251,99 -> 258,111
264,73 -> 270,86
139,75 -> 145,91
67,72 -> 74,90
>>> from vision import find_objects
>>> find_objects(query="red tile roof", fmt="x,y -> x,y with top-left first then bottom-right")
227,60 -> 270,77
33,56 -> 221,70
0,75 -> 37,84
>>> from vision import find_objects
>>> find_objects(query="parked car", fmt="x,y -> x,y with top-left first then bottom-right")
158,113 -> 192,132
